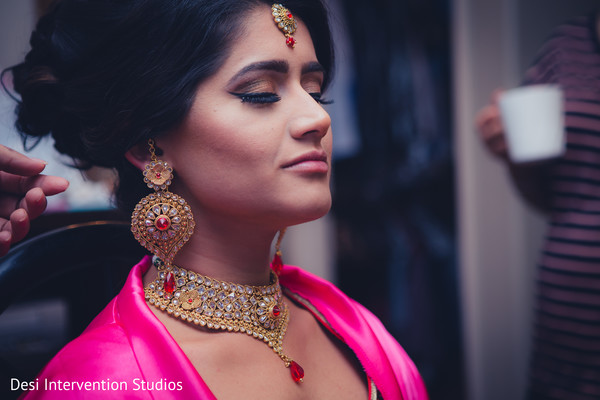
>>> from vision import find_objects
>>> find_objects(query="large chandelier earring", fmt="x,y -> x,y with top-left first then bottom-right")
131,139 -> 195,267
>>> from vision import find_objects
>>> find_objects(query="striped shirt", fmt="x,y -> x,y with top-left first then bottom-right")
524,14 -> 600,400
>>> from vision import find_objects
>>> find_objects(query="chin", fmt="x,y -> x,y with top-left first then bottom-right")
284,195 -> 332,226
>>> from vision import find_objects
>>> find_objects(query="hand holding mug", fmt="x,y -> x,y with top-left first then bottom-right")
475,89 -> 509,160
498,84 -> 565,163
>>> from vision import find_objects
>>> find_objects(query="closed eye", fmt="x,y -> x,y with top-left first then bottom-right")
230,92 -> 281,104
309,93 -> 334,105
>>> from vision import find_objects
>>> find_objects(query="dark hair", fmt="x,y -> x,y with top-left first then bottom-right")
5,0 -> 333,211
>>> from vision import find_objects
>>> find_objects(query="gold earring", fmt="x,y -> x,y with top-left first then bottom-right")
131,139 -> 195,267
270,228 -> 287,275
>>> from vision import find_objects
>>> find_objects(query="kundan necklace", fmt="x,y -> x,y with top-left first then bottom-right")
144,256 -> 305,383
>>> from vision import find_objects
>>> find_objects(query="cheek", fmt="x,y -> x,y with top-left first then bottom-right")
173,114 -> 279,190
200,124 -> 274,169
189,102 -> 277,153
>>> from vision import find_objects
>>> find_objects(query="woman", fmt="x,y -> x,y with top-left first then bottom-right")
8,0 -> 427,398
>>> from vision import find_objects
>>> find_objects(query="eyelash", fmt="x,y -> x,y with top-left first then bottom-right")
231,91 -> 334,105
309,93 -> 334,105
231,92 -> 281,104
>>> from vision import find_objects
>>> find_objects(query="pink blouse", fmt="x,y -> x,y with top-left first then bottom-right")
21,256 -> 427,399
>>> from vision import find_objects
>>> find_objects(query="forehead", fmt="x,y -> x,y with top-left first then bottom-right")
220,4 -> 319,74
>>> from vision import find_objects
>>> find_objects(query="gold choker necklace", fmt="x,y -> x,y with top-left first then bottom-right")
144,256 -> 304,383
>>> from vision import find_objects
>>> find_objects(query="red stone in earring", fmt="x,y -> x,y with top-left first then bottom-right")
270,228 -> 286,275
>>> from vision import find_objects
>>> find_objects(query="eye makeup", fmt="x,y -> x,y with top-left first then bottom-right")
230,92 -> 281,104
226,60 -> 331,105
309,93 -> 333,105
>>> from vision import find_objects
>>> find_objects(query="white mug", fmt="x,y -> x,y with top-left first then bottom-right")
498,84 -> 565,163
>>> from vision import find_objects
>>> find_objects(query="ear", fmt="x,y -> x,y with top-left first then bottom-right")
125,141 -> 152,171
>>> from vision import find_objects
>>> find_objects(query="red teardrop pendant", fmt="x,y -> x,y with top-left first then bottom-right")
164,271 -> 175,294
289,361 -> 304,383
270,252 -> 283,275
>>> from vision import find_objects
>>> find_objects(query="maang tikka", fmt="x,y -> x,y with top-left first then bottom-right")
131,139 -> 195,267
272,4 -> 297,48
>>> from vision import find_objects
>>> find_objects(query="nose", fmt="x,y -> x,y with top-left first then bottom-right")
288,92 -> 331,141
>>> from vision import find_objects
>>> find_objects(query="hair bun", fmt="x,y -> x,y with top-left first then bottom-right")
10,6 -> 63,140
12,63 -> 62,139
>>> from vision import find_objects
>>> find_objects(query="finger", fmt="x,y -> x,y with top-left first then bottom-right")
475,105 -> 501,133
0,188 -> 48,221
0,173 -> 69,196
0,230 -> 10,257
0,188 -> 48,220
0,144 -> 47,176
481,115 -> 504,141
34,175 -> 69,196
0,193 -> 22,219
478,107 -> 505,142
9,208 -> 30,244
23,187 -> 48,220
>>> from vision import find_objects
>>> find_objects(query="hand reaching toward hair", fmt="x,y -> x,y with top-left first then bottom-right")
0,144 -> 69,256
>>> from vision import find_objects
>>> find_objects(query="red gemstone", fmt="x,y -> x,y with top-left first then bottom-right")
286,36 -> 296,48
290,361 -> 304,382
164,272 -> 175,294
156,172 -> 162,179
270,252 -> 283,275
188,298 -> 193,304
272,305 -> 281,317
155,216 -> 170,231
287,12 -> 293,19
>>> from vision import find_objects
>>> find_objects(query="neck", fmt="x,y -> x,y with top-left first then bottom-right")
167,215 -> 279,286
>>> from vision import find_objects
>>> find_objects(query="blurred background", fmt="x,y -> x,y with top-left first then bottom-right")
1,0 -> 599,399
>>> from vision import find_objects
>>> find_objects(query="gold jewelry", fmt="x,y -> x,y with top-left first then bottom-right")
131,139 -> 195,267
271,4 -> 297,48
270,228 -> 287,275
145,256 -> 305,383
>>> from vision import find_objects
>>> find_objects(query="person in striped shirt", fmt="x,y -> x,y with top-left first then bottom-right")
477,9 -> 600,400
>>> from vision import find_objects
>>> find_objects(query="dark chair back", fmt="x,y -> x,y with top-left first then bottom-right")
0,221 -> 147,399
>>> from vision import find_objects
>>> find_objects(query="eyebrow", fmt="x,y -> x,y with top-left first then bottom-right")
301,61 -> 325,75
228,60 -> 325,85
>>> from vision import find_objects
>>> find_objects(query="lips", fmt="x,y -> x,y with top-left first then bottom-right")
282,151 -> 328,167
281,150 -> 329,173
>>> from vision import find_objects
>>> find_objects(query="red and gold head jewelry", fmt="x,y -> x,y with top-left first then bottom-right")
272,4 -> 297,48
131,139 -> 195,268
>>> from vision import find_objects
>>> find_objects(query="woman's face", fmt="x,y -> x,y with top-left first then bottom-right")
158,5 -> 332,229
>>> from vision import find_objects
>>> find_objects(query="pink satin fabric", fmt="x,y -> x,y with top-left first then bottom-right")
21,256 -> 428,399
